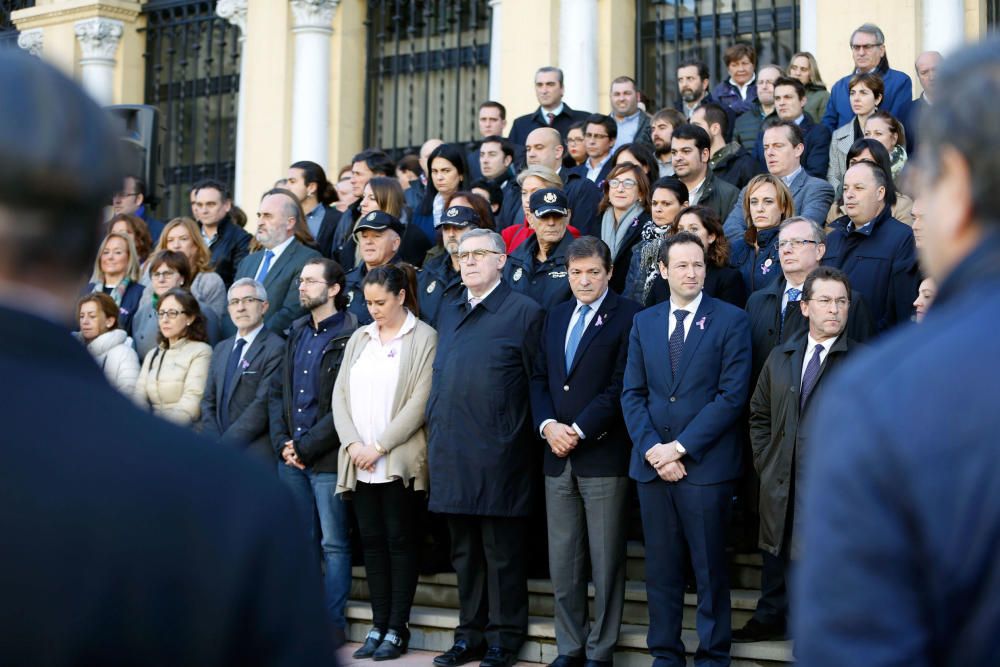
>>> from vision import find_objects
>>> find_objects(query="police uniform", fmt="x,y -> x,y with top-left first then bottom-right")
343,211 -> 405,326
504,189 -> 575,310
417,205 -> 481,327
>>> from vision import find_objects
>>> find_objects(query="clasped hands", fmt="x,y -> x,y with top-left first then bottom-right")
347,441 -> 383,473
646,441 -> 686,483
542,422 -> 579,458
281,440 -> 305,470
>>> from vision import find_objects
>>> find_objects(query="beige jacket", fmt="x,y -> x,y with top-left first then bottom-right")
133,337 -> 212,425
333,317 -> 437,494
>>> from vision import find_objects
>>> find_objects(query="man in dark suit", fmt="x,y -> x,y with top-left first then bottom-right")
621,232 -> 752,666
738,267 -> 860,643
192,178 -> 251,287
675,59 -> 735,141
231,188 -> 321,336
582,114 -> 617,186
508,66 -> 591,150
904,50 -> 941,154
0,48 -> 333,665
671,124 -> 740,221
753,78 -> 831,179
427,229 -> 544,667
822,161 -> 917,331
530,237 -> 641,667
199,277 -> 284,464
795,40 -> 1000,666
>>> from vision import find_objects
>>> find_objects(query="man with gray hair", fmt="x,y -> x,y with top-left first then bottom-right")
906,50 -> 943,153
821,23 -> 913,131
199,277 -> 285,463
427,227 -> 544,667
509,66 -> 592,149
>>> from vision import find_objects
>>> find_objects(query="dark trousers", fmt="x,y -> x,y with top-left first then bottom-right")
638,479 -> 734,667
754,551 -> 790,626
353,480 -> 421,632
447,514 -> 529,651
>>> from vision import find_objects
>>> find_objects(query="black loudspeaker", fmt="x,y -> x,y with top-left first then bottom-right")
106,104 -> 161,210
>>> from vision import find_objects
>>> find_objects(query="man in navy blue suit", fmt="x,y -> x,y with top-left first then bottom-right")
622,232 -> 752,667
530,237 -> 642,667
0,50 -> 333,665
794,38 -> 1000,667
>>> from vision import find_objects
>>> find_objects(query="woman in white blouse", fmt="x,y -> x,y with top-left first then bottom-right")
333,263 -> 437,661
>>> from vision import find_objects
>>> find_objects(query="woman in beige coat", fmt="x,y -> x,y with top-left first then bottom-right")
133,288 -> 212,425
333,264 -> 436,661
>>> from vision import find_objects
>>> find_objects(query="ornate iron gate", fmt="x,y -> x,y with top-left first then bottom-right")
142,0 -> 240,219
637,0 -> 799,111
0,1 -> 34,49
364,0 -> 491,157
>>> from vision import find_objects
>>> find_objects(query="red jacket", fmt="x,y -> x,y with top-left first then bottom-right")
502,218 -> 581,253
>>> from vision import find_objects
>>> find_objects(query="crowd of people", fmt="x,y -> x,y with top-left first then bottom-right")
74,21 -> 944,667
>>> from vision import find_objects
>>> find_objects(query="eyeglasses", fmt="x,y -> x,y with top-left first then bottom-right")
808,297 -> 850,309
584,132 -> 609,140
156,309 -> 187,320
608,178 -> 638,190
295,277 -> 329,287
456,249 -> 503,263
228,296 -> 264,307
777,239 -> 820,250
152,270 -> 178,280
850,43 -> 883,52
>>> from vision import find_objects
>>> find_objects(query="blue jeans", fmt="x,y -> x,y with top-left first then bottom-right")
278,464 -> 351,628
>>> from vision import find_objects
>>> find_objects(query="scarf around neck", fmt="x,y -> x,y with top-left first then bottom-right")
601,201 -> 643,259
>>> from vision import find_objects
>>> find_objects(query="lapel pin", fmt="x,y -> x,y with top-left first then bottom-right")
696,316 -> 707,330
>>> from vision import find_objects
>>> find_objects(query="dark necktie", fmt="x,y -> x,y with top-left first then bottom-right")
780,287 -> 802,339
669,309 -> 689,376
564,304 -> 591,373
546,112 -> 555,125
800,343 -> 824,411
220,338 -> 247,430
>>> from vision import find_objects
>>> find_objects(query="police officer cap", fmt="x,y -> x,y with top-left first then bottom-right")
354,210 -> 405,236
435,205 -> 480,229
530,188 -> 570,218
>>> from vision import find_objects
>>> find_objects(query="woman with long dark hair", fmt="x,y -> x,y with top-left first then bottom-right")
334,264 -> 437,661
411,144 -> 469,244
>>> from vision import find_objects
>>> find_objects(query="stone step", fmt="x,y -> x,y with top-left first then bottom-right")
625,541 -> 763,589
346,603 -> 793,667
351,571 -> 758,629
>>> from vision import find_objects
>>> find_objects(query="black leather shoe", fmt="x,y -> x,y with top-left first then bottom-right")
480,646 -> 516,667
353,628 -> 385,658
373,629 -> 409,661
732,618 -> 787,642
548,656 -> 585,667
434,640 -> 488,667
549,655 -> 586,667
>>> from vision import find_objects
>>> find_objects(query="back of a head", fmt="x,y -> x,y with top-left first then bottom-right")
0,51 -> 123,283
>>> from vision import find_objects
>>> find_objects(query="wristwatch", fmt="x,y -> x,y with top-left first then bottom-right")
675,442 -> 686,456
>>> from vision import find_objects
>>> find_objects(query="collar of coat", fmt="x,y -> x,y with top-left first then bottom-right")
780,329 -> 850,355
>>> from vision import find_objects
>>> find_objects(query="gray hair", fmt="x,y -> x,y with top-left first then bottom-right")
458,228 -> 506,255
851,23 -> 885,47
779,216 -> 826,243
228,277 -> 268,302
536,66 -> 564,85
516,165 -> 563,189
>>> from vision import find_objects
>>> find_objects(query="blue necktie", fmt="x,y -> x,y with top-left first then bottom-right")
780,287 -> 802,339
800,343 -> 824,411
220,338 -> 246,431
564,304 -> 590,373
669,309 -> 689,376
256,250 -> 274,282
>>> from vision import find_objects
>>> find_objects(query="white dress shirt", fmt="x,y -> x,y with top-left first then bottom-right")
255,235 -> 295,279
781,280 -> 805,313
687,177 -> 707,205
800,334 -> 837,386
232,323 -> 263,365
350,311 -> 417,484
586,154 -> 611,182
667,290 -> 704,342
730,74 -> 756,101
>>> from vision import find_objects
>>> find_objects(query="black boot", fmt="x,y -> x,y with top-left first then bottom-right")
373,628 -> 409,661
353,627 -> 386,659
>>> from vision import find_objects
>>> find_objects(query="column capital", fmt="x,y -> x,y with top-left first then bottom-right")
17,28 -> 43,57
290,0 -> 339,32
488,0 -> 501,7
74,17 -> 123,62
217,0 -> 248,37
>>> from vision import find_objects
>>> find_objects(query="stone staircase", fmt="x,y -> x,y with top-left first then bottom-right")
346,541 -> 793,666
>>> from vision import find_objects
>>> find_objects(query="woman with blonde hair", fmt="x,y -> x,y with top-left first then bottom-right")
154,217 -> 227,318
86,231 -> 145,334
788,51 -> 829,123
728,174 -> 795,296
108,213 -> 153,264
357,176 -> 432,267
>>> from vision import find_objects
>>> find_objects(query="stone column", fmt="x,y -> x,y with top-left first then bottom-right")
217,0 -> 249,205
799,0 -> 817,57
558,0 -> 597,112
488,0 -> 502,102
290,0 -> 339,167
922,0 -> 964,55
17,28 -> 43,57
74,17 -> 123,106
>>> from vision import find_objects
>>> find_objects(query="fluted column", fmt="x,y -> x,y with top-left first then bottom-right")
217,0 -> 249,205
74,17 -> 123,106
488,0 -> 502,103
558,0 -> 597,112
290,0 -> 339,167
